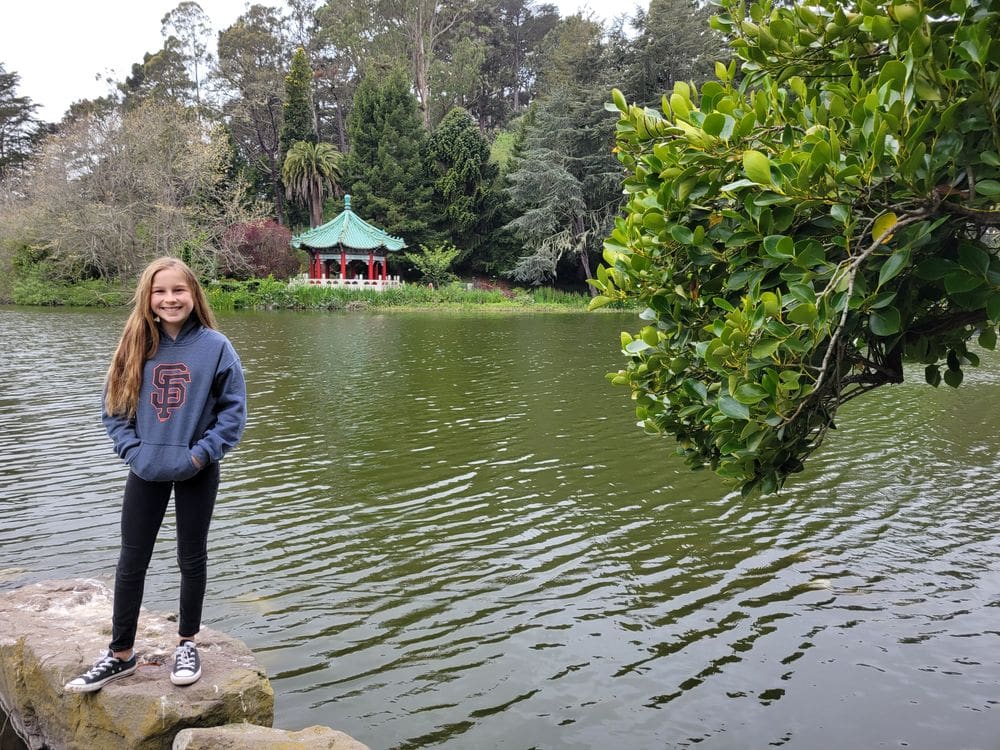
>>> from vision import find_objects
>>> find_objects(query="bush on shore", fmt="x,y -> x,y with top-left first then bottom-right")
4,271 -> 595,311
205,277 -> 592,311
12,274 -> 132,307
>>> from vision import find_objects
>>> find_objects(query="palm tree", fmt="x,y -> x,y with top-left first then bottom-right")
281,140 -> 343,228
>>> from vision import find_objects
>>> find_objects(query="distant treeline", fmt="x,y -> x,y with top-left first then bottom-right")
0,0 -> 726,299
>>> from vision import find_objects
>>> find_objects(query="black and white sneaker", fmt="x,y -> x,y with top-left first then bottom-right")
171,640 -> 201,686
64,650 -> 137,693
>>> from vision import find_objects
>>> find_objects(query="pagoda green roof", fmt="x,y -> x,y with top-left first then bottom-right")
290,194 -> 405,251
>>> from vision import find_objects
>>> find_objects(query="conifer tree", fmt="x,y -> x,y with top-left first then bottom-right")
624,0 -> 727,106
345,67 -> 437,245
280,48 -> 317,160
426,107 -> 502,266
503,16 -> 625,290
0,64 -> 40,180
280,48 -> 317,228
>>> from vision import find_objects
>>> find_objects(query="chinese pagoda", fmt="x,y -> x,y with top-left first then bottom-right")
291,194 -> 406,288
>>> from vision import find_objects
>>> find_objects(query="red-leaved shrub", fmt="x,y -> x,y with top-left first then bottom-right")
221,221 -> 301,280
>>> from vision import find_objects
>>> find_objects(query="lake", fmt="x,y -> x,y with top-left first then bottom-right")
1,306 -> 997,749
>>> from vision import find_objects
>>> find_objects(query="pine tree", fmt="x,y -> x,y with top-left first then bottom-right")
426,107 -> 502,267
345,68 -> 437,245
119,37 -> 195,111
280,48 -> 317,160
0,64 -> 40,180
502,17 -> 625,291
280,48 -> 317,228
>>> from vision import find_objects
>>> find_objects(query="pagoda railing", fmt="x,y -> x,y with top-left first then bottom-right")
295,274 -> 404,290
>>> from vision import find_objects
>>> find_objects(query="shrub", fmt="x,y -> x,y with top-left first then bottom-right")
221,221 -> 301,280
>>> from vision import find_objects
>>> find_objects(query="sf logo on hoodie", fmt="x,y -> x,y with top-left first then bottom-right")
151,363 -> 192,422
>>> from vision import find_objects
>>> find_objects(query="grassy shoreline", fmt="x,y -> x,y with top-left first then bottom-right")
7,275 -> 622,312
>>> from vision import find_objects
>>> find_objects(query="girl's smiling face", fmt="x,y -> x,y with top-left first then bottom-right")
150,266 -> 194,338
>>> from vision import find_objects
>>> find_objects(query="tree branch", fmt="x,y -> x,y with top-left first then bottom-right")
907,309 -> 988,340
784,208 -> 932,425
939,201 -> 1000,226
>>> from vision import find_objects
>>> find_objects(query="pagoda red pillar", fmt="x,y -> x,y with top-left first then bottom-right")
368,252 -> 374,280
340,249 -> 347,280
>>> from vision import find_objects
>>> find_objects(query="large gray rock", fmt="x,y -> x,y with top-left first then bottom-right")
0,579 -> 274,749
173,724 -> 370,749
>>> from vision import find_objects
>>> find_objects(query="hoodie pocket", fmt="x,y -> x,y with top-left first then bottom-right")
130,443 -> 200,482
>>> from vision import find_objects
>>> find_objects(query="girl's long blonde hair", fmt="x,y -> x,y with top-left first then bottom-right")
105,257 -> 217,418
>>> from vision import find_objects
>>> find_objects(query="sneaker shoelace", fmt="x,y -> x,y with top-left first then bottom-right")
175,644 -> 197,672
85,653 -> 116,678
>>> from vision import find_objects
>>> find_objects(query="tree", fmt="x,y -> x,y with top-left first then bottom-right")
3,101 -> 262,282
593,0 -> 1000,495
426,107 -> 501,263
286,0 -> 320,51
504,88 -> 621,290
314,0 -> 471,128
428,33 -> 486,125
405,243 -> 460,286
345,67 -> 436,244
504,17 -> 625,290
282,140 -> 343,228
313,0 -> 381,153
466,0 -> 560,128
119,37 -> 195,110
280,48 -> 318,227
161,1 -> 213,109
220,220 -> 299,278
383,0 -> 471,127
216,5 -> 289,223
280,47 -> 317,159
0,64 -> 40,180
623,0 -> 728,106
533,13 -> 605,97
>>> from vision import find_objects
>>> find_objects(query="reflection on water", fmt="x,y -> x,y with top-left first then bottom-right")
1,307 -> 998,749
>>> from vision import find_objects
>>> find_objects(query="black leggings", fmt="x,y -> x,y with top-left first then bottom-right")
109,462 -> 220,652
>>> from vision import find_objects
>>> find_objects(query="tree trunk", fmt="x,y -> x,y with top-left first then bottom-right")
574,215 -> 596,296
335,99 -> 347,153
272,172 -> 285,226
412,4 -> 431,128
310,181 -> 323,228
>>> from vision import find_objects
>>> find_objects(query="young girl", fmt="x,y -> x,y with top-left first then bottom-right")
65,257 -> 247,692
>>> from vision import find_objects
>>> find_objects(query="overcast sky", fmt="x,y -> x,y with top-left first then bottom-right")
3,0 -> 646,123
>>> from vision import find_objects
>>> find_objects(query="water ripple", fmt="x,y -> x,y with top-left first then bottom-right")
2,308 -> 999,749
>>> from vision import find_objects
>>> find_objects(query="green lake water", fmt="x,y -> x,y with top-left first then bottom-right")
1,306 -> 998,749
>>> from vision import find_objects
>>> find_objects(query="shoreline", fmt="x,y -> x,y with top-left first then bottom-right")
2,276 -> 634,314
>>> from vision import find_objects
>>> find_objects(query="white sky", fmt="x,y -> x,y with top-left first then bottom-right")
2,0 -> 647,123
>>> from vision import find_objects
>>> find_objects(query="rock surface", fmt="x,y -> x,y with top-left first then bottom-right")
0,579 -> 274,749
173,724 -> 370,749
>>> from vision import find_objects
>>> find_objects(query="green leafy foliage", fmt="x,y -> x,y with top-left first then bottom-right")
345,67 -> 438,245
426,108 -> 504,265
404,243 -> 461,287
594,0 -> 1000,495
623,0 -> 728,107
204,276 -> 591,310
504,85 -> 621,288
282,140 -> 343,228
215,5 -> 291,224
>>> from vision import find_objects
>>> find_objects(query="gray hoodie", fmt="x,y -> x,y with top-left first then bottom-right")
103,319 -> 247,482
